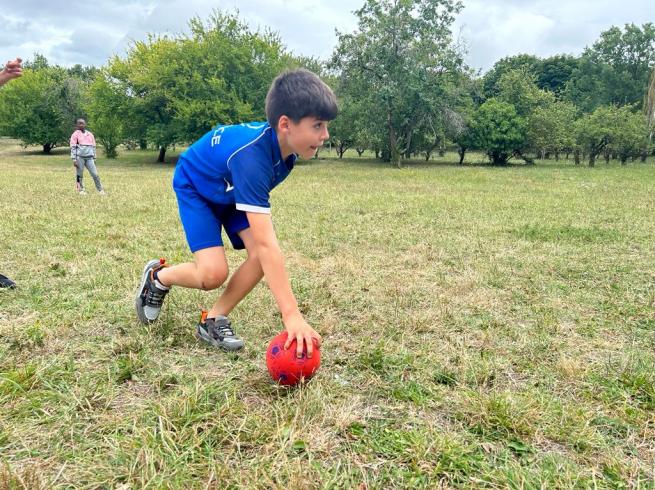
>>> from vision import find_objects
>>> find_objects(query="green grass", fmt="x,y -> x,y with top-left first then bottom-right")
1,138 -> 654,488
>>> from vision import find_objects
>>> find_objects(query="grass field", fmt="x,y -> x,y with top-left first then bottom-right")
1,138 -> 654,489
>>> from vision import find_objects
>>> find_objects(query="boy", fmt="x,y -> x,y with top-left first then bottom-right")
0,57 -> 23,289
135,69 -> 337,358
70,118 -> 105,195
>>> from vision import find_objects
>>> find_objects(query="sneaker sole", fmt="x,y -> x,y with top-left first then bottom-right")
135,259 -> 163,324
195,325 -> 244,351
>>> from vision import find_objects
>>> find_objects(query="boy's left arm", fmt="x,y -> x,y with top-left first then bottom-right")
246,211 -> 322,358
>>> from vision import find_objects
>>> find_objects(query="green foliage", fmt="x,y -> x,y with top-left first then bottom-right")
565,23 -> 655,112
471,99 -> 526,164
575,105 -> 649,165
496,68 -> 555,118
527,100 -> 577,157
0,60 -> 85,153
85,72 -> 128,158
482,54 -> 541,99
331,0 -> 466,166
537,55 -> 580,95
106,10 -> 293,162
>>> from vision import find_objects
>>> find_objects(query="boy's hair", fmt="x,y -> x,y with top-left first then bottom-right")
265,69 -> 338,129
76,118 -> 85,124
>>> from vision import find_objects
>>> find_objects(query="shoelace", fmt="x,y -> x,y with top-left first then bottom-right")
211,320 -> 235,339
145,284 -> 167,306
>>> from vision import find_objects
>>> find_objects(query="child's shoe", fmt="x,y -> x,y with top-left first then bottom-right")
196,311 -> 244,351
135,259 -> 170,323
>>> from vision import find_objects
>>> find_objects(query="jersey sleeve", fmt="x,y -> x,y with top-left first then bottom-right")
230,144 -> 274,214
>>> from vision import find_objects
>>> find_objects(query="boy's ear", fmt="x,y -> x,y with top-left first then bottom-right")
277,115 -> 291,133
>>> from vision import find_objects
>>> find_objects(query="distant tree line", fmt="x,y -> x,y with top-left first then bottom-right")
0,1 -> 653,168
329,0 -> 655,167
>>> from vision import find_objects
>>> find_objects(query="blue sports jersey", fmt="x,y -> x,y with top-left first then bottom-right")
176,122 -> 296,214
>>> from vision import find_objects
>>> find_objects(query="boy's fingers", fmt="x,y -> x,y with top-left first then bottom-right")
305,337 -> 314,358
296,335 -> 305,358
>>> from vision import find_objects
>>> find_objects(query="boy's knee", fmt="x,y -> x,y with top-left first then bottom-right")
198,266 -> 228,290
245,248 -> 263,273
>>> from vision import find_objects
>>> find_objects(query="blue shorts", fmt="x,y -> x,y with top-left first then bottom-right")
173,166 -> 249,252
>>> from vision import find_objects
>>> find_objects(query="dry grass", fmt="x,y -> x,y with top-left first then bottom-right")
1,138 -> 654,488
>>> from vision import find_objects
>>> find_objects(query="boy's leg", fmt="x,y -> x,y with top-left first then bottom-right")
135,247 -> 228,324
207,227 -> 263,318
195,231 -> 257,351
84,158 -> 104,192
156,247 -> 228,290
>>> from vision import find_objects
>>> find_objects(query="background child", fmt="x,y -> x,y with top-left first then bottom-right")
70,118 -> 105,195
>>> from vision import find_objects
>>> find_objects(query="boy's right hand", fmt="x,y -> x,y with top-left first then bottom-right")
72,160 -> 78,168
283,311 -> 322,359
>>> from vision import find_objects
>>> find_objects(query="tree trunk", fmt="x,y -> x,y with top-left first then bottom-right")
43,143 -> 53,154
157,146 -> 167,163
403,128 -> 414,160
540,149 -> 546,160
458,147 -> 466,165
356,148 -> 365,157
555,152 -> 560,161
374,149 -> 380,160
604,148 -> 610,164
387,111 -> 401,168
574,149 -> 581,165
588,153 -> 596,167
139,139 -> 148,150
424,151 -> 431,161
640,150 -> 648,162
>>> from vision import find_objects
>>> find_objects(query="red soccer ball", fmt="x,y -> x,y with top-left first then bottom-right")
266,331 -> 321,386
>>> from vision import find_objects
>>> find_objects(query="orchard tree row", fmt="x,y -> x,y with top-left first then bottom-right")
0,1 -> 654,167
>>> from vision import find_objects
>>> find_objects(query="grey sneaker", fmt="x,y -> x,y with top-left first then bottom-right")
135,259 -> 170,324
196,313 -> 244,351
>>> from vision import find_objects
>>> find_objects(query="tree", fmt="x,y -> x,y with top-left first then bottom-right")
573,105 -> 645,167
537,55 -> 579,95
331,0 -> 466,168
107,10 -> 292,162
527,101 -> 577,160
496,68 -> 554,118
482,54 -> 541,99
85,72 -> 129,158
0,61 -> 84,153
607,107 -> 649,164
565,23 -> 655,112
471,99 -> 526,165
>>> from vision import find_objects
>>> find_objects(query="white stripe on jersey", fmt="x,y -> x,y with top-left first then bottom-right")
236,203 -> 271,214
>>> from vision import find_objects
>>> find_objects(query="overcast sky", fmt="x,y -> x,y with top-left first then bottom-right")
0,0 -> 652,73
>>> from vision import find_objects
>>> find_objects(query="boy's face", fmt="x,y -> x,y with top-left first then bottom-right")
76,120 -> 86,131
279,116 -> 330,160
